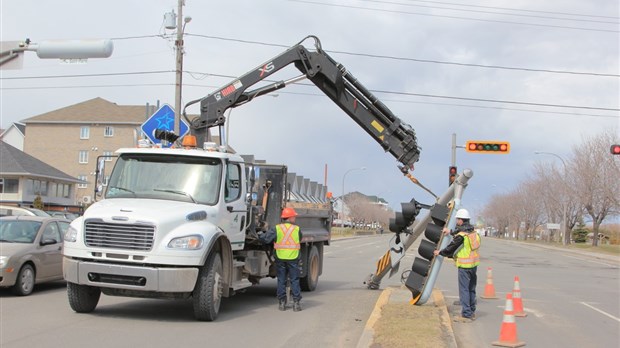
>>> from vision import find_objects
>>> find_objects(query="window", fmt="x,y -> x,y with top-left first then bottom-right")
80,126 -> 90,139
77,175 -> 88,189
0,178 -> 19,193
42,222 -> 61,243
27,179 -> 48,196
79,150 -> 88,164
104,126 -> 114,137
225,164 -> 241,202
103,151 -> 114,161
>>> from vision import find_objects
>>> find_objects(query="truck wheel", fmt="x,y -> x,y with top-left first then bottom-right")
67,282 -> 101,313
193,252 -> 223,321
11,264 -> 35,296
301,246 -> 320,291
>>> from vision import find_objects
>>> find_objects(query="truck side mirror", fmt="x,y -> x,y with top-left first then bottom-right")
95,157 -> 106,198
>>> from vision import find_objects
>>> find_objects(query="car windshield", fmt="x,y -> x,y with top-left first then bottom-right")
105,153 -> 222,205
0,220 -> 41,243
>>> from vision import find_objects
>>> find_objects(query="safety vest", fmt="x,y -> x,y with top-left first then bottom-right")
454,231 -> 481,268
274,223 -> 301,260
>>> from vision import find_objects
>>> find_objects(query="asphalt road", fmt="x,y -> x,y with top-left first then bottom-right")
433,237 -> 620,348
2,235 -> 617,348
0,235 -> 400,348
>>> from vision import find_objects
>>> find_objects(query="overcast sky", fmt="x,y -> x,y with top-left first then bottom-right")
1,0 -> 619,219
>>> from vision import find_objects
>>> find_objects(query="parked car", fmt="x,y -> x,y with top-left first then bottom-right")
0,216 -> 70,295
0,205 -> 51,218
47,211 -> 79,221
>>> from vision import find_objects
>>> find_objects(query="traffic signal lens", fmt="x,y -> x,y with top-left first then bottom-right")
465,140 -> 510,154
611,144 -> 620,155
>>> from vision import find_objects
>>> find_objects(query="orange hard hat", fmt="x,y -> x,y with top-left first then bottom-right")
281,207 -> 298,219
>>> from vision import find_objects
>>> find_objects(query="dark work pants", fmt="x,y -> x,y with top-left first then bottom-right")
276,259 -> 302,302
458,266 -> 477,318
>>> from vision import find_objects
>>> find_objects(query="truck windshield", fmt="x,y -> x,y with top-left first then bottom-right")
105,154 -> 222,205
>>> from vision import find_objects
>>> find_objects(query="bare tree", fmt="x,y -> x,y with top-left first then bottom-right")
572,129 -> 620,246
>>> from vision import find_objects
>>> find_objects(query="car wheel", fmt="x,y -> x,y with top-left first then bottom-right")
12,264 -> 35,296
193,251 -> 223,321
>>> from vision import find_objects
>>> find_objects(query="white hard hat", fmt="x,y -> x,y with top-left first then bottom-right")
455,209 -> 471,220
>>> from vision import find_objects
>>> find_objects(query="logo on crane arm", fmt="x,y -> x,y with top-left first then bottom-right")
259,62 -> 275,77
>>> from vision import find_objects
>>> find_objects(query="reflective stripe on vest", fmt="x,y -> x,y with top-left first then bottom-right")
455,231 -> 481,268
274,223 -> 300,260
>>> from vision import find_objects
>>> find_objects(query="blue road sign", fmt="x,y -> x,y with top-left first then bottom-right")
141,104 -> 189,147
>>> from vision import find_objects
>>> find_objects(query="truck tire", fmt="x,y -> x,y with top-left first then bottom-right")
301,245 -> 320,291
11,264 -> 35,296
193,252 -> 223,321
67,282 -> 101,313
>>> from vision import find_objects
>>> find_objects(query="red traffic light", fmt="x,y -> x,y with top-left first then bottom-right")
465,140 -> 510,154
611,144 -> 620,155
449,166 -> 457,186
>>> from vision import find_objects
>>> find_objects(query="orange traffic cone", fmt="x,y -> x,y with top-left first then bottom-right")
512,276 -> 527,317
492,294 -> 526,347
481,267 -> 498,299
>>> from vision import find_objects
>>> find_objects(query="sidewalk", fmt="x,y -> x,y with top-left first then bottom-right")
356,286 -> 458,348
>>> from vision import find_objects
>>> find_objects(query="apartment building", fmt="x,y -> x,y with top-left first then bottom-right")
21,97 -> 155,206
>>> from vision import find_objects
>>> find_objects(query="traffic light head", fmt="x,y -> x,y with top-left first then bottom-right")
389,200 -> 420,233
465,140 -> 510,154
611,144 -> 620,155
449,166 -> 457,186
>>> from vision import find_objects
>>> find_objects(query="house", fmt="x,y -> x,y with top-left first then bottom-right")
0,122 -> 26,150
0,142 -> 82,211
20,97 -> 156,205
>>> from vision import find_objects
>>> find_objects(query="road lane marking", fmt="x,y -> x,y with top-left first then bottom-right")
580,302 -> 620,322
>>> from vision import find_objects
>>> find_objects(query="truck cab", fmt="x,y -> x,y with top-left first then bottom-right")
63,142 -> 331,321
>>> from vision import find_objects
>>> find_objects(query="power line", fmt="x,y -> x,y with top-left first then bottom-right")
185,34 -> 620,77
397,0 -> 620,20
3,82 -> 617,119
289,0 -> 620,33
3,70 -> 619,113
359,0 -> 620,24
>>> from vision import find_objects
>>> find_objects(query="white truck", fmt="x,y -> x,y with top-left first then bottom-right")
63,35 -> 422,321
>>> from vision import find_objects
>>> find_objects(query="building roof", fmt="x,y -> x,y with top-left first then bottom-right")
0,142 -> 81,183
21,97 -> 149,125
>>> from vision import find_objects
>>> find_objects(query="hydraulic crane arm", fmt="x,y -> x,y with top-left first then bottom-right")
185,35 -> 421,168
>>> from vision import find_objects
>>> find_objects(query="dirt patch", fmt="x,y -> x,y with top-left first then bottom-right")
370,291 -> 454,348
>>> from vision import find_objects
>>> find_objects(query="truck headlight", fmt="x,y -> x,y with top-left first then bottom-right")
168,235 -> 203,250
64,225 -> 78,242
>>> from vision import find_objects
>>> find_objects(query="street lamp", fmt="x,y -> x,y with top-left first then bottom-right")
341,167 -> 366,227
1,39 -> 113,67
534,151 -> 569,245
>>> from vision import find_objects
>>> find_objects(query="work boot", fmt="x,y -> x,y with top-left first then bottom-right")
279,300 -> 287,311
293,300 -> 302,312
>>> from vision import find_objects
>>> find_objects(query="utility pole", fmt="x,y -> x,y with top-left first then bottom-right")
174,0 -> 189,135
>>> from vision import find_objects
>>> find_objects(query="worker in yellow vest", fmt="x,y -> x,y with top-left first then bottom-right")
259,207 -> 303,312
433,208 -> 481,322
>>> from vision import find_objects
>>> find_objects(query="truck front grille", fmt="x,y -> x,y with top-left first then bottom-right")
84,221 -> 155,251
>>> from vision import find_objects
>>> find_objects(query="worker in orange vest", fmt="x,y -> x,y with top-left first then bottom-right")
259,207 -> 303,312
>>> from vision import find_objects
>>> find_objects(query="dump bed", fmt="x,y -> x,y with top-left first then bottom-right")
243,158 -> 332,244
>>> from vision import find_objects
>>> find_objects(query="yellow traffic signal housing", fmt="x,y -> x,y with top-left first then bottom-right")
465,140 -> 510,154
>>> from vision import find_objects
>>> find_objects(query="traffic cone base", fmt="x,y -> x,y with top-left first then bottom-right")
491,294 -> 526,347
492,340 -> 526,348
482,267 -> 498,299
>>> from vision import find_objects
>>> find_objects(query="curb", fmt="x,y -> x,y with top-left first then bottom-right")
356,287 -> 457,348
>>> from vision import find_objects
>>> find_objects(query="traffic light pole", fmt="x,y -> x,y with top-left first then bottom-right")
365,168 -> 473,295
